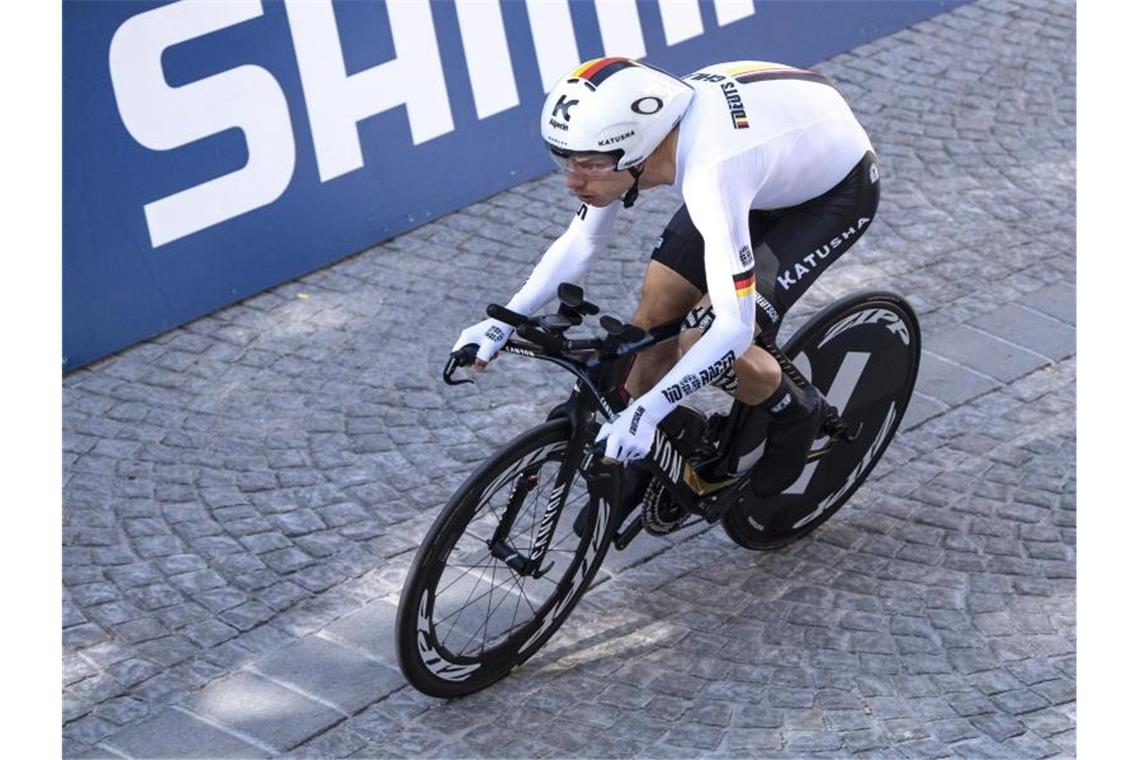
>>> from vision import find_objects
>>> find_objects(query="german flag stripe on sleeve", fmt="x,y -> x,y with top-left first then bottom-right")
733,269 -> 756,297
570,57 -> 638,86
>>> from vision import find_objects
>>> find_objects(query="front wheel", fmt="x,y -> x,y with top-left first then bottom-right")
722,290 -> 921,550
395,419 -> 618,697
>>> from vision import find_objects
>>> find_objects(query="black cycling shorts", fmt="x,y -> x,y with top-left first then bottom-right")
651,150 -> 880,343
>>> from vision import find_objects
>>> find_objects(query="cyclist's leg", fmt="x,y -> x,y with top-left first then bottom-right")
623,213 -> 703,398
631,205 -> 783,402
676,297 -> 780,404
675,152 -> 881,485
745,151 -> 881,493
576,223 -> 702,537
756,151 -> 881,324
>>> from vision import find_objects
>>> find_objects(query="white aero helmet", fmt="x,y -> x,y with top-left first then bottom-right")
541,57 -> 694,172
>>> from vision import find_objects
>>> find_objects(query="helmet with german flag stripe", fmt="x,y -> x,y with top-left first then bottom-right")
541,57 -> 693,172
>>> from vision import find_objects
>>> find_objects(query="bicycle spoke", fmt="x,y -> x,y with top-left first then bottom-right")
421,435 -> 601,663
438,555 -> 550,655
506,565 -> 540,619
457,561 -> 520,657
438,560 -> 497,645
434,552 -> 497,598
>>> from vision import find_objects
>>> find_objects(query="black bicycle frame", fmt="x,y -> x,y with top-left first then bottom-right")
483,317 -> 750,573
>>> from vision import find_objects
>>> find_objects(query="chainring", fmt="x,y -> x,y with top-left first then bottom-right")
641,477 -> 687,535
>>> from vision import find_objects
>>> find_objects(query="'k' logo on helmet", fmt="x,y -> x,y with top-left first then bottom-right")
552,95 -> 579,121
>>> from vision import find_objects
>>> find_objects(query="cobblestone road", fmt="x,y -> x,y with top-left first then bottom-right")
63,0 -> 1075,756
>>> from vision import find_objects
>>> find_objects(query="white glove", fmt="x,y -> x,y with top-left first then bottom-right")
596,403 -> 659,463
452,317 -> 513,364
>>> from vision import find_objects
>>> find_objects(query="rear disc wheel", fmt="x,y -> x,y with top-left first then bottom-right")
722,291 -> 921,550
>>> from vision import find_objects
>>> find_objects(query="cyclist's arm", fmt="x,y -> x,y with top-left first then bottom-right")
635,165 -> 756,422
505,201 -> 620,317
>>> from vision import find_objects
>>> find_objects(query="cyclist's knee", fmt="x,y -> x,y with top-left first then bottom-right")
625,341 -> 680,396
632,262 -> 702,328
678,326 -> 702,355
734,346 -> 782,404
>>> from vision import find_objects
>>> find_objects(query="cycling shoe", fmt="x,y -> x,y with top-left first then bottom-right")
749,385 -> 824,497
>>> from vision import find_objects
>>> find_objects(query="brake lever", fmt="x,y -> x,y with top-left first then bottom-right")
443,344 -> 478,386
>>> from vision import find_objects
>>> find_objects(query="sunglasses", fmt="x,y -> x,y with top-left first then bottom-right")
549,151 -> 620,178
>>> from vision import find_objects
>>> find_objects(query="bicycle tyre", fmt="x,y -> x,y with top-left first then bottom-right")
395,419 -> 618,697
722,290 -> 921,550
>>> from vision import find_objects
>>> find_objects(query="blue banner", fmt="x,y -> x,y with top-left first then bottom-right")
63,0 -> 966,369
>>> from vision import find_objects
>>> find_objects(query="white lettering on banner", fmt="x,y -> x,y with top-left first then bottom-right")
658,0 -> 703,46
594,0 -> 647,59
526,0 -> 581,91
455,0 -> 519,119
714,0 -> 756,27
285,0 -> 453,182
109,0 -> 296,248
107,0 -> 762,246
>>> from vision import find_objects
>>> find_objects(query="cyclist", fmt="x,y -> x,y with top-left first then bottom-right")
453,57 -> 880,497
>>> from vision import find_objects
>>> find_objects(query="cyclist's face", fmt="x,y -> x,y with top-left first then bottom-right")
553,153 -> 633,207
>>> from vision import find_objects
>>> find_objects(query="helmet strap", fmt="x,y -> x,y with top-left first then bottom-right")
622,165 -> 645,209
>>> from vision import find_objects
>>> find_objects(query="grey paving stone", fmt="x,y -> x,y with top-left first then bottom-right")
915,352 -> 1001,406
319,600 -> 399,667
969,712 -> 1027,742
969,303 -> 1075,361
104,707 -> 270,758
901,391 -> 949,431
186,671 -> 343,752
1017,283 -> 1075,326
250,636 -> 404,715
926,325 -> 1049,383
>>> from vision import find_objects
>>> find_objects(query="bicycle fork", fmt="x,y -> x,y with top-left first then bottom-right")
487,463 -> 546,576
487,421 -> 616,578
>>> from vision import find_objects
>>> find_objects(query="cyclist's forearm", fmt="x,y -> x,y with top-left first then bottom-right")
506,229 -> 597,316
506,201 -> 619,316
637,316 -> 754,422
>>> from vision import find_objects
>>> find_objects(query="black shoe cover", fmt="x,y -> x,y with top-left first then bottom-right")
750,386 -> 824,497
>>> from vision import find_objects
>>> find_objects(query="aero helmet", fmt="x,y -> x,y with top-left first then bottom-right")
540,57 -> 694,172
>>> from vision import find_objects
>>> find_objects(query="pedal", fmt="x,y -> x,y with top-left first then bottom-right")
699,481 -> 747,524
819,400 -> 860,443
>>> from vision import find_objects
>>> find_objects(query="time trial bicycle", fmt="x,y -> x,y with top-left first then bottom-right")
395,283 -> 920,697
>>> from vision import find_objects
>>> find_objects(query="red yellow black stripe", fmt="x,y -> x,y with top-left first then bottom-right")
733,269 -> 756,297
570,57 -> 638,86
